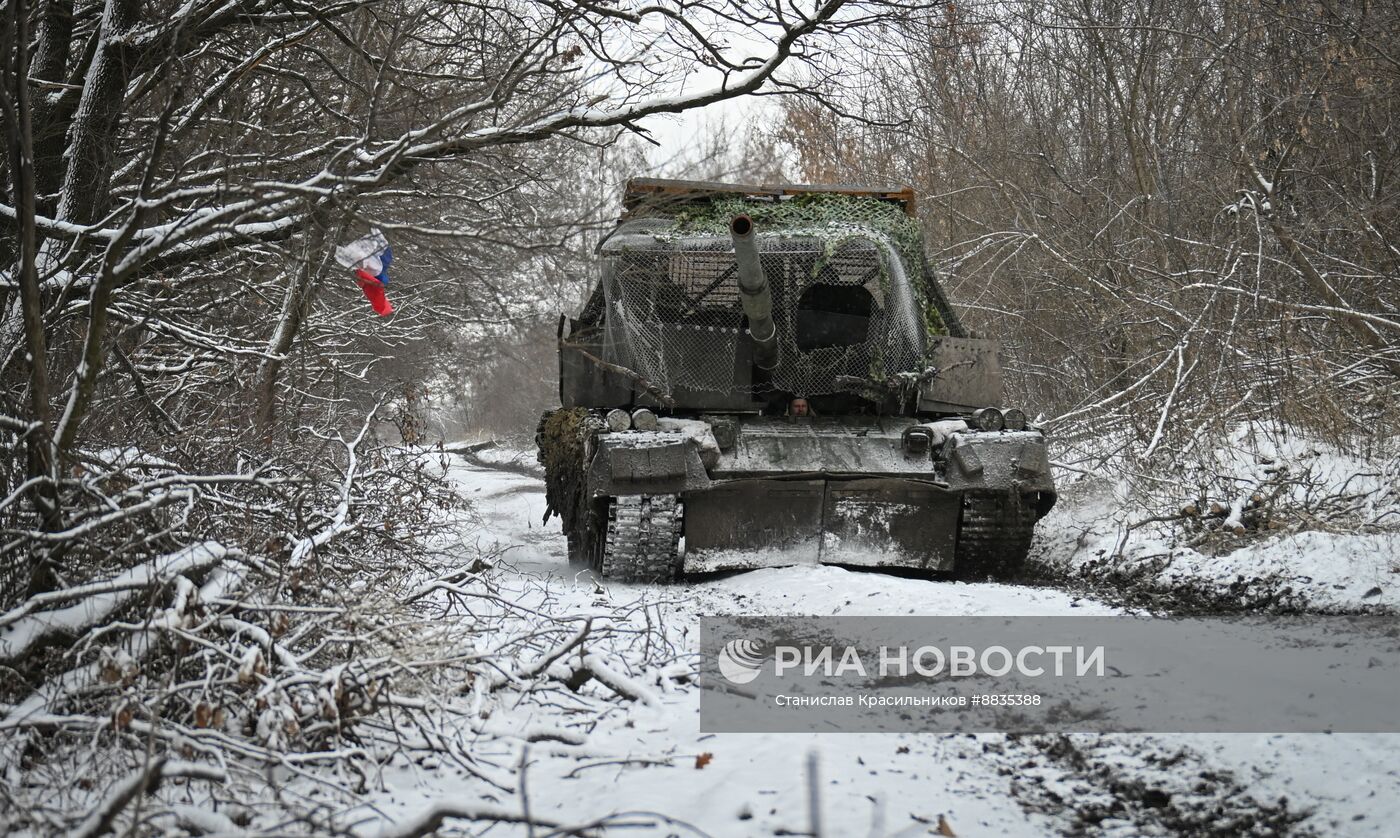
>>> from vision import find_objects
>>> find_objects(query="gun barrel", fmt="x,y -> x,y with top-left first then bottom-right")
730,214 -> 781,371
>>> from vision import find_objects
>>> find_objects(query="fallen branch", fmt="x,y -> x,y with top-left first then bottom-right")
440,439 -> 498,455
0,541 -> 231,664
1,558 -> 245,774
581,653 -> 661,707
72,758 -> 226,838
490,619 -> 593,690
376,803 -> 560,838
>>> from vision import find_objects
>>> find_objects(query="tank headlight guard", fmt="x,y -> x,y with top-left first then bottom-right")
971,407 -> 1004,432
901,425 -> 934,458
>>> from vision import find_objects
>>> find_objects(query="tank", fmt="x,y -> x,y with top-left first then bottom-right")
537,178 -> 1056,581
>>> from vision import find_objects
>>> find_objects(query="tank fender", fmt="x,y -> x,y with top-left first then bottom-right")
587,430 -> 712,497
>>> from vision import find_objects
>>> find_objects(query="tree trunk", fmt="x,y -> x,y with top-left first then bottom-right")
56,0 -> 139,226
4,0 -> 64,594
256,218 -> 331,430
30,0 -> 77,211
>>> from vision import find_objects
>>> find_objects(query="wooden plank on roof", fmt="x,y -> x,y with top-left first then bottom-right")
622,177 -> 917,217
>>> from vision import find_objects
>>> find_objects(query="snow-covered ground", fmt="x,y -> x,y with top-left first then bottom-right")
1040,426 -> 1400,613
1038,481 -> 1399,612
345,454 -> 1400,837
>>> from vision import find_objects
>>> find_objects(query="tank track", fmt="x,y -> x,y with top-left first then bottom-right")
954,492 -> 1039,580
598,494 -> 684,582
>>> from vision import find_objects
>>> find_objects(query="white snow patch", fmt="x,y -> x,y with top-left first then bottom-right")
1042,425 -> 1400,611
656,417 -> 721,465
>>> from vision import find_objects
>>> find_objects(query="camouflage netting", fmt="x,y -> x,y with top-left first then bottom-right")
536,407 -> 599,532
598,194 -> 956,398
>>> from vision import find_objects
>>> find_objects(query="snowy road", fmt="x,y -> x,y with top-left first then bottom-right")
364,455 -> 1400,837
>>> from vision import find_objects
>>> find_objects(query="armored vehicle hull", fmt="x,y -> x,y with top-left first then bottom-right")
537,179 -> 1056,581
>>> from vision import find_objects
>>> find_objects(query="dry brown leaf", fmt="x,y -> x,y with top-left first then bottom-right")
695,752 -> 713,769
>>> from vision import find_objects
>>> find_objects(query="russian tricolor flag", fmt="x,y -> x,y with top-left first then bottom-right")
334,229 -> 395,316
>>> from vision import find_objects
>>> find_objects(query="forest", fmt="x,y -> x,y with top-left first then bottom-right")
2,1 -> 1397,835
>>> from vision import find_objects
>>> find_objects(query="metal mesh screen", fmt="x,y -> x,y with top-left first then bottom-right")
599,226 -> 926,397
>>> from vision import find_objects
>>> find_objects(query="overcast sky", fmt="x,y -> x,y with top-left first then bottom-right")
635,96 -> 765,171
626,12 -> 789,177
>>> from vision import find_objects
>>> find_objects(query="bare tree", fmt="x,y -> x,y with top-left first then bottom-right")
0,0 -> 869,593
776,0 -> 1400,472
0,2 -> 884,832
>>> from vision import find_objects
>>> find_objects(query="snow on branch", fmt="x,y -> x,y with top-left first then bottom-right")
0,541 -> 233,664
288,401 -> 381,568
71,758 -> 227,838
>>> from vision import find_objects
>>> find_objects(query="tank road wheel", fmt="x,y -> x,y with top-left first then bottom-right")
954,492 -> 1039,580
595,494 -> 684,582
